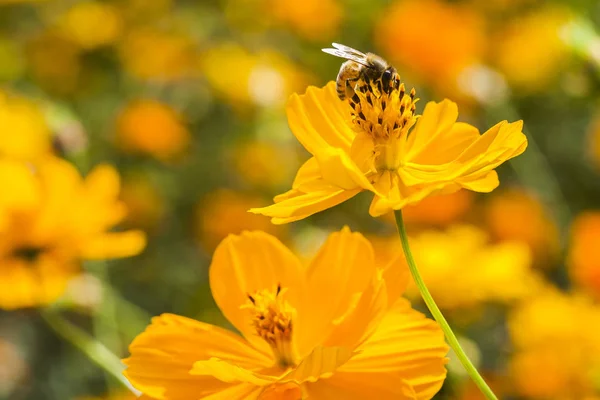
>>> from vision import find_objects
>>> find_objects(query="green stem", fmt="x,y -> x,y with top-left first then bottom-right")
40,308 -> 139,395
394,210 -> 497,400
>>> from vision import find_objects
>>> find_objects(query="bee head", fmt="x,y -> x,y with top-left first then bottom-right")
381,67 -> 399,93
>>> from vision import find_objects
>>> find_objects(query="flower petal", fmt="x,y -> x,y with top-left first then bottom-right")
79,230 -> 146,259
209,231 -> 305,357
314,146 -> 376,191
322,271 -> 388,350
190,359 -> 276,385
305,371 -> 417,399
341,299 -> 448,399
296,227 -> 375,357
406,99 -> 459,157
287,83 -> 354,155
201,384 -> 264,400
283,346 -> 355,383
249,184 -> 361,224
123,313 -> 271,399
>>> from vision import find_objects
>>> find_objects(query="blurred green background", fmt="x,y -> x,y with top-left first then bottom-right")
2,0 -> 600,399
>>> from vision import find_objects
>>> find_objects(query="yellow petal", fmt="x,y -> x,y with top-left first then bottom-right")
322,272 -> 388,349
406,99 -> 459,157
296,227 -> 376,357
190,358 -> 276,385
342,299 -> 448,400
83,163 -> 121,202
123,313 -> 271,399
249,185 -> 361,225
382,253 -> 411,308
314,146 -> 375,191
209,231 -> 305,357
408,121 -> 481,165
201,384 -> 264,400
287,83 -> 354,155
0,159 -> 40,211
305,371 -> 417,399
458,170 -> 499,192
283,346 -> 355,383
79,230 -> 146,259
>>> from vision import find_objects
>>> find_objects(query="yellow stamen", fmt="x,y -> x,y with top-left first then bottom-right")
348,79 -> 419,171
243,284 -> 296,368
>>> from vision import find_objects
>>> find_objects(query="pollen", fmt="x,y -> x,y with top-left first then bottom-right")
348,80 -> 419,140
243,284 -> 296,368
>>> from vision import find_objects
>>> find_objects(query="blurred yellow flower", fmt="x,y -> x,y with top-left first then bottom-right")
0,157 -> 146,309
116,99 -> 190,161
251,82 -> 527,223
119,28 -> 196,82
231,140 -> 299,190
59,1 -> 123,50
124,228 -> 448,399
375,0 -> 485,96
484,188 -> 559,265
371,225 -> 536,309
492,6 -> 572,92
195,189 -> 285,252
568,211 -> 600,299
0,91 -> 52,161
267,0 -> 342,41
202,43 -> 311,108
509,287 -> 600,398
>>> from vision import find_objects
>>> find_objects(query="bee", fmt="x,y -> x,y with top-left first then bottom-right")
322,43 -> 400,101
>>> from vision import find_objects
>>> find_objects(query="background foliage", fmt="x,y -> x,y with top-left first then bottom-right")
1,0 -> 600,399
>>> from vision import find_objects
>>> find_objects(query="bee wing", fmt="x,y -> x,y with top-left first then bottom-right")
322,43 -> 369,66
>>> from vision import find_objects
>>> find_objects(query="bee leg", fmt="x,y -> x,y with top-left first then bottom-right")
344,77 -> 359,100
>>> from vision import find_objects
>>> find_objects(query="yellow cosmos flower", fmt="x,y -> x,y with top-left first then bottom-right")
0,91 -> 52,161
370,225 -> 537,309
509,286 -> 600,398
124,228 -> 448,399
251,82 -> 527,223
0,157 -> 146,309
59,1 -> 123,50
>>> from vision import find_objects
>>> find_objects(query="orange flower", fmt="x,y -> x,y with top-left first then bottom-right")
195,189 -> 286,252
115,99 -> 190,161
392,189 -> 473,226
568,211 -> 600,299
484,188 -> 559,265
375,0 -> 485,96
124,228 -> 448,399
0,157 -> 146,309
251,82 -> 527,223
267,0 -> 342,41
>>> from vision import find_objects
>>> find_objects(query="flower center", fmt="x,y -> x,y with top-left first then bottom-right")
348,79 -> 419,171
243,284 -> 296,368
11,246 -> 45,264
